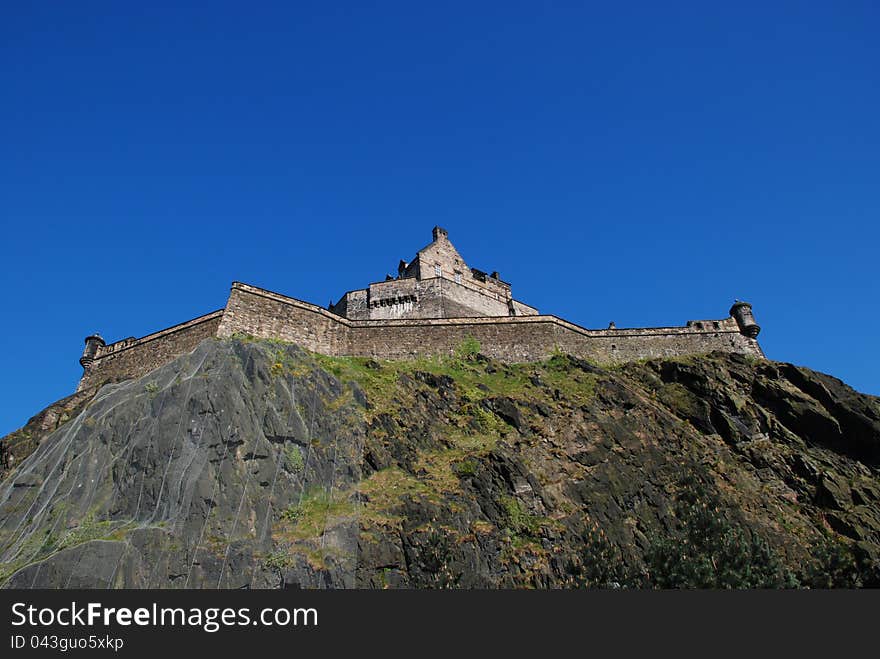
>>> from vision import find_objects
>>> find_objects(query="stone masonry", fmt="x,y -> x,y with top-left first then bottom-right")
329,226 -> 538,320
76,227 -> 764,391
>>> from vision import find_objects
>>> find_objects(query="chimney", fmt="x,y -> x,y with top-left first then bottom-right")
432,226 -> 448,241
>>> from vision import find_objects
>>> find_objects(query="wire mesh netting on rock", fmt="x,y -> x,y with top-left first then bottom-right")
0,339 -> 366,589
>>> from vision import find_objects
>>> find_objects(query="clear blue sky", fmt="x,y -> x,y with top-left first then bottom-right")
1,2 -> 878,436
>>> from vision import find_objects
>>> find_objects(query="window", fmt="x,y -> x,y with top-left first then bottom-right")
454,271 -> 462,284
434,265 -> 442,277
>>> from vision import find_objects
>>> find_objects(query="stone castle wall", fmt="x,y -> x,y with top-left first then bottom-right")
218,283 -> 348,353
333,276 -> 538,320
77,283 -> 763,391
77,311 -> 224,391
216,283 -> 763,364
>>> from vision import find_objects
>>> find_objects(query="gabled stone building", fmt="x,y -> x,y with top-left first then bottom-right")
329,226 -> 538,320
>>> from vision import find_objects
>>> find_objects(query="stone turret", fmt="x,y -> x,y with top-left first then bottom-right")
730,301 -> 760,338
79,334 -> 105,369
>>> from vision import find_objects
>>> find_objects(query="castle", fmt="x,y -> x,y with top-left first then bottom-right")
76,227 -> 763,392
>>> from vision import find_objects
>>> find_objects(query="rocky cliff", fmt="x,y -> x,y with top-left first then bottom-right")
1,337 -> 878,588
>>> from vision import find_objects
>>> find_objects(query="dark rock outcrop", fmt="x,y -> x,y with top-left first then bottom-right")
1,341 -> 878,588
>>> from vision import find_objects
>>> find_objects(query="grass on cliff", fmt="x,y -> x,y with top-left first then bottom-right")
268,487 -> 359,571
311,343 -> 597,421
247,336 -> 602,571
0,512 -> 138,587
304,341 -> 600,542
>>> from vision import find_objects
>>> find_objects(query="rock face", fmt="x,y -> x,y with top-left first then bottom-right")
1,339 -> 878,588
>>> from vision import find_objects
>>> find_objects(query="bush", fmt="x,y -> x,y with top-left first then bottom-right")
644,474 -> 797,588
800,539 -> 864,588
411,529 -> 461,589
284,445 -> 304,473
577,523 -> 644,588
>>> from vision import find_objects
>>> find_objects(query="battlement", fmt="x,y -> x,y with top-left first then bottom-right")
75,228 -> 765,391
77,310 -> 224,392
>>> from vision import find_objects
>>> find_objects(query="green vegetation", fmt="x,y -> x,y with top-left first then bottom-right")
358,467 -> 432,528
56,514 -> 133,551
409,527 -> 461,588
270,348 -> 300,377
643,475 -> 797,588
0,513 -> 137,586
303,342 -> 602,554
312,346 -> 598,422
574,476 -> 821,589
281,505 -> 302,524
271,487 -> 359,572
800,537 -> 870,588
284,445 -> 304,473
264,549 -> 294,570
576,523 -> 641,589
452,458 -> 478,477
454,337 -> 481,360
500,496 -> 542,536
276,488 -> 357,541
656,382 -> 702,418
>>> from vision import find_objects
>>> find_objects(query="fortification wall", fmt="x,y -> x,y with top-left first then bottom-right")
216,283 -> 348,351
366,278 -> 440,320
77,283 -> 763,390
217,283 -> 763,365
549,321 -> 762,363
77,311 -> 224,391
347,317 -> 559,361
335,276 -> 531,321
437,277 -> 515,318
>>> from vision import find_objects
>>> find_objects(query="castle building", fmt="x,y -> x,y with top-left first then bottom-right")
75,227 -> 764,392
329,226 -> 538,320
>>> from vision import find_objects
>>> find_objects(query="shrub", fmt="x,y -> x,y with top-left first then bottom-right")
577,523 -> 643,588
284,445 -> 304,473
644,474 -> 797,588
800,539 -> 864,588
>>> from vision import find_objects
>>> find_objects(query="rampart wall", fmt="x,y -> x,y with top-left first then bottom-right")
216,283 -> 764,364
77,282 -> 764,390
77,311 -> 224,391
217,284 -> 348,353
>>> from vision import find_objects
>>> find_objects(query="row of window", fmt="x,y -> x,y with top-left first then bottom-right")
434,264 -> 463,284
